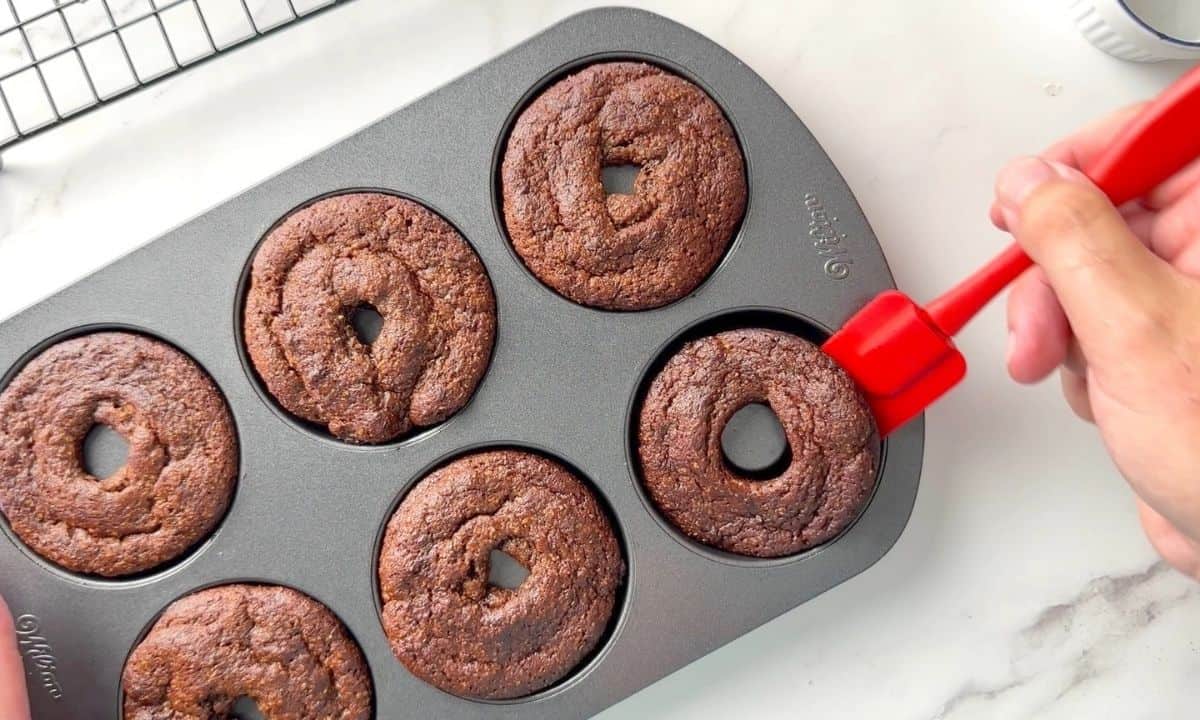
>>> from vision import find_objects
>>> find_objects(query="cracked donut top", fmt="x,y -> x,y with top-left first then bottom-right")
121,584 -> 372,719
501,61 -> 746,310
0,332 -> 237,577
243,192 -> 496,444
378,449 -> 624,699
637,329 -> 877,558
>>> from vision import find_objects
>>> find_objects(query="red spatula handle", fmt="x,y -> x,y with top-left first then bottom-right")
925,63 -> 1200,337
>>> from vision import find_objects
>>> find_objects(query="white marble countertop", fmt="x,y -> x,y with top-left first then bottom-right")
2,1 -> 1198,718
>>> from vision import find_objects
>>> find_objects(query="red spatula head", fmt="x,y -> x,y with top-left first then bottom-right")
823,62 -> 1200,437
823,290 -> 965,436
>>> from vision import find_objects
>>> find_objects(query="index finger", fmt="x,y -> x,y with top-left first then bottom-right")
990,103 -> 1149,231
1043,98 -> 1200,211
1042,102 -> 1148,170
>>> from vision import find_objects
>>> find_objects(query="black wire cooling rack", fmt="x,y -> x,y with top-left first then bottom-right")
0,0 -> 357,154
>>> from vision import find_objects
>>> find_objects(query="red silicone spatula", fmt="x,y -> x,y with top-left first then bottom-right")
823,63 -> 1200,437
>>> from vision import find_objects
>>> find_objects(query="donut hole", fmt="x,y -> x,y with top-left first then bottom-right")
230,696 -> 265,720
82,423 -> 129,480
487,548 -> 530,590
601,164 -> 640,196
346,303 -> 384,346
720,403 -> 792,480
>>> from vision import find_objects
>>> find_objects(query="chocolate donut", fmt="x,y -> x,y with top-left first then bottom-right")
122,584 -> 372,719
0,332 -> 237,577
501,61 -> 746,310
243,193 -> 495,443
637,329 -> 877,558
378,450 -> 623,699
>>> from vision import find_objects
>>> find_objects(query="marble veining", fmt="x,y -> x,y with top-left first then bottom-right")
934,562 -> 1197,719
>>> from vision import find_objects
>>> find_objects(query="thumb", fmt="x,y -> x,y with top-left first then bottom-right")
995,157 -> 1184,365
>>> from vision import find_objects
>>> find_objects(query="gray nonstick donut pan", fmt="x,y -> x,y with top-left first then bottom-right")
0,7 -> 923,719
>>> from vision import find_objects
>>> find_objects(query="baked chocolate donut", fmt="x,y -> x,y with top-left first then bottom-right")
378,450 -> 623,699
0,332 -> 237,577
243,192 -> 495,443
122,584 -> 372,719
501,62 -> 746,310
637,329 -> 877,558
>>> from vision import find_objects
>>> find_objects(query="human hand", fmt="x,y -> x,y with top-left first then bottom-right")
1,593 -> 32,720
991,104 -> 1200,581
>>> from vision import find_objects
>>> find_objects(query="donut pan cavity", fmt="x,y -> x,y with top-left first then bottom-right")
0,8 -> 922,719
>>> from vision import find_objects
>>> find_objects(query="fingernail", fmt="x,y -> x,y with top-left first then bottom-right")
996,157 -> 1059,211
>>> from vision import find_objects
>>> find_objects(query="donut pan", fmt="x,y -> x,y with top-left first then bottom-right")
0,7 -> 922,719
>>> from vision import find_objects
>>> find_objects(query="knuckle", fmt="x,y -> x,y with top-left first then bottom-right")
1021,180 -> 1112,242
1110,304 -> 1173,359
1108,299 -> 1198,393
1124,300 -> 1166,334
1115,282 -> 1184,346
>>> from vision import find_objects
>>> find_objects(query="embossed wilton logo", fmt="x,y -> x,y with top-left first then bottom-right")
15,615 -> 63,701
804,192 -> 852,279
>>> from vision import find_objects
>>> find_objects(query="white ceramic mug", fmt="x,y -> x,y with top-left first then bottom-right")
1073,0 -> 1200,62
